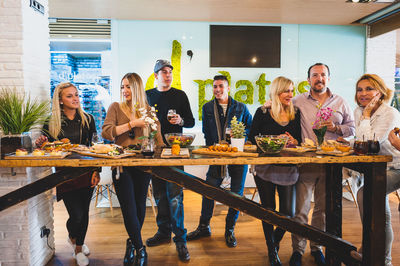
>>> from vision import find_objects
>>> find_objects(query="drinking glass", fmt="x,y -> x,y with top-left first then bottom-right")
167,109 -> 176,121
225,128 -> 231,143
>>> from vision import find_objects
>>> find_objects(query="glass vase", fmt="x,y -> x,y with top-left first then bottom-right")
141,137 -> 155,158
313,126 -> 327,148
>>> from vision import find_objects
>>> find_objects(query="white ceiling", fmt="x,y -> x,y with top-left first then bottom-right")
48,0 -> 393,25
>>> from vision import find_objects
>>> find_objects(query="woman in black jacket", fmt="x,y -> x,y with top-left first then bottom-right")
249,76 -> 301,266
36,82 -> 99,266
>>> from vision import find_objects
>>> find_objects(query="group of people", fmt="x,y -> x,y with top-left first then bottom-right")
36,59 -> 400,266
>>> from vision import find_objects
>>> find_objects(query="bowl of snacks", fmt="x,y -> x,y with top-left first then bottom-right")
255,135 -> 288,154
335,144 -> 351,152
164,133 -> 195,147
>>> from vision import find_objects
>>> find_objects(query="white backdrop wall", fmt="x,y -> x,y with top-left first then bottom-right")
111,20 -> 366,185
111,20 -> 366,138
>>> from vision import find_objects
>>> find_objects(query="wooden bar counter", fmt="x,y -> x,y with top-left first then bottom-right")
0,148 -> 392,266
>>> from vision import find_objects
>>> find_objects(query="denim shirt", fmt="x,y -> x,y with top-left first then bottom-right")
202,97 -> 252,146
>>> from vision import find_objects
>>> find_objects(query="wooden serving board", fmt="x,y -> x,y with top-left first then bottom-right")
71,150 -> 137,159
316,150 -> 354,157
192,148 -> 258,157
283,147 -> 316,153
243,145 -> 257,152
4,152 -> 71,160
161,148 -> 190,158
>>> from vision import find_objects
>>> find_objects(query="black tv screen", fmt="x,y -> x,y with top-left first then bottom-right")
210,25 -> 281,68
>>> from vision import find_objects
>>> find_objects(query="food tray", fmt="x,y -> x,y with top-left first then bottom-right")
4,152 -> 71,160
315,150 -> 354,157
283,146 -> 316,153
192,148 -> 258,157
243,145 -> 257,152
71,149 -> 137,159
161,148 -> 190,158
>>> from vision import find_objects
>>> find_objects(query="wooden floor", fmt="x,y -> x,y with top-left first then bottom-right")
47,188 -> 400,266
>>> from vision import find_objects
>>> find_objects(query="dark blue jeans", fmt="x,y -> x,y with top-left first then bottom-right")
200,165 -> 248,224
113,167 -> 150,249
152,176 -> 187,243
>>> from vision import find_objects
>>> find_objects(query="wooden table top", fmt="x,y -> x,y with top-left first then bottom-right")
0,148 -> 392,167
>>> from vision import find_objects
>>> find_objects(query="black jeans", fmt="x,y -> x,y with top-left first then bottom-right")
254,175 -> 295,248
113,167 -> 151,248
62,186 -> 94,246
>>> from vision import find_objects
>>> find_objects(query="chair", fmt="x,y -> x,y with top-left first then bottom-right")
342,168 -> 364,209
94,167 -> 115,217
395,190 -> 400,211
147,181 -> 157,217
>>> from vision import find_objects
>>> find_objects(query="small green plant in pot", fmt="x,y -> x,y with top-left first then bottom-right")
0,88 -> 49,157
230,116 -> 246,151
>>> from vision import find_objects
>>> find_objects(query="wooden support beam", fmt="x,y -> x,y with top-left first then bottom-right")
0,167 -> 97,211
143,166 -> 360,265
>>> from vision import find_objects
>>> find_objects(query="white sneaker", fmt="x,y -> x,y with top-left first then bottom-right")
68,238 -> 90,255
73,252 -> 89,266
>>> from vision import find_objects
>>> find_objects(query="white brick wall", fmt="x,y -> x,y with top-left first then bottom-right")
0,167 -> 54,266
365,30 -> 397,90
0,1 -> 53,262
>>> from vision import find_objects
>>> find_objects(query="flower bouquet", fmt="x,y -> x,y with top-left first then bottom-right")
312,104 -> 334,147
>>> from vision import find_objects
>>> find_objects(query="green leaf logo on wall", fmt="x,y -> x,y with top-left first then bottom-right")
145,40 -> 182,90
145,40 -> 309,120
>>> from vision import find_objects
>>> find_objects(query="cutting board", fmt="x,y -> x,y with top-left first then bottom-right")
316,150 -> 354,157
192,148 -> 258,157
161,148 -> 190,158
243,145 -> 257,152
4,152 -> 71,160
71,150 -> 137,159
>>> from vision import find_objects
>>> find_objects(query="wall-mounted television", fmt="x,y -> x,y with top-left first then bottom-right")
210,25 -> 281,68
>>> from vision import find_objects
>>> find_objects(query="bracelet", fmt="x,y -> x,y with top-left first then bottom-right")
128,122 -> 132,131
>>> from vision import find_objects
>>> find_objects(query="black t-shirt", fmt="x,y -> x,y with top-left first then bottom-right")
146,87 -> 195,143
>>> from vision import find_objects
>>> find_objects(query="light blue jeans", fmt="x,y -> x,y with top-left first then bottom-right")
357,168 -> 400,266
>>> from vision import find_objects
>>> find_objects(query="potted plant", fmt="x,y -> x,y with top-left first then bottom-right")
230,116 -> 246,152
0,88 -> 49,157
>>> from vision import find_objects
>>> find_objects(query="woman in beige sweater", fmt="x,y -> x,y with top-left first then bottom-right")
102,72 -> 162,266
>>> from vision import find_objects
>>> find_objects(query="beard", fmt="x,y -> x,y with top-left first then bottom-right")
311,81 -> 326,93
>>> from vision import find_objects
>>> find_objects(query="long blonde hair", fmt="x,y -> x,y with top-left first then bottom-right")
269,76 -> 295,123
49,82 -> 89,139
119,73 -> 149,117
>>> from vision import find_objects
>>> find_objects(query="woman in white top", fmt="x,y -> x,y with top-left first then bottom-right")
352,74 -> 400,266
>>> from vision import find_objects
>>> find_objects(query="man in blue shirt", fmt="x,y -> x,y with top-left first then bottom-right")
187,75 -> 252,248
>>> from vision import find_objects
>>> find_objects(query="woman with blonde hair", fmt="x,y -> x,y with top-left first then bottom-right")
36,82 -> 99,266
350,74 -> 400,266
102,72 -> 162,266
249,76 -> 301,265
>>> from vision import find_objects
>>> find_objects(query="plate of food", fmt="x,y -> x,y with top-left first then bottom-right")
283,146 -> 315,153
71,144 -> 137,159
4,148 -> 71,159
124,144 -> 142,154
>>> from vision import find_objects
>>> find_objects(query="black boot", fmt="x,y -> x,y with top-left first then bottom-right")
225,220 -> 237,247
273,227 -> 285,252
134,246 -> 147,266
124,238 -> 135,266
266,230 -> 281,266
187,217 -> 211,241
